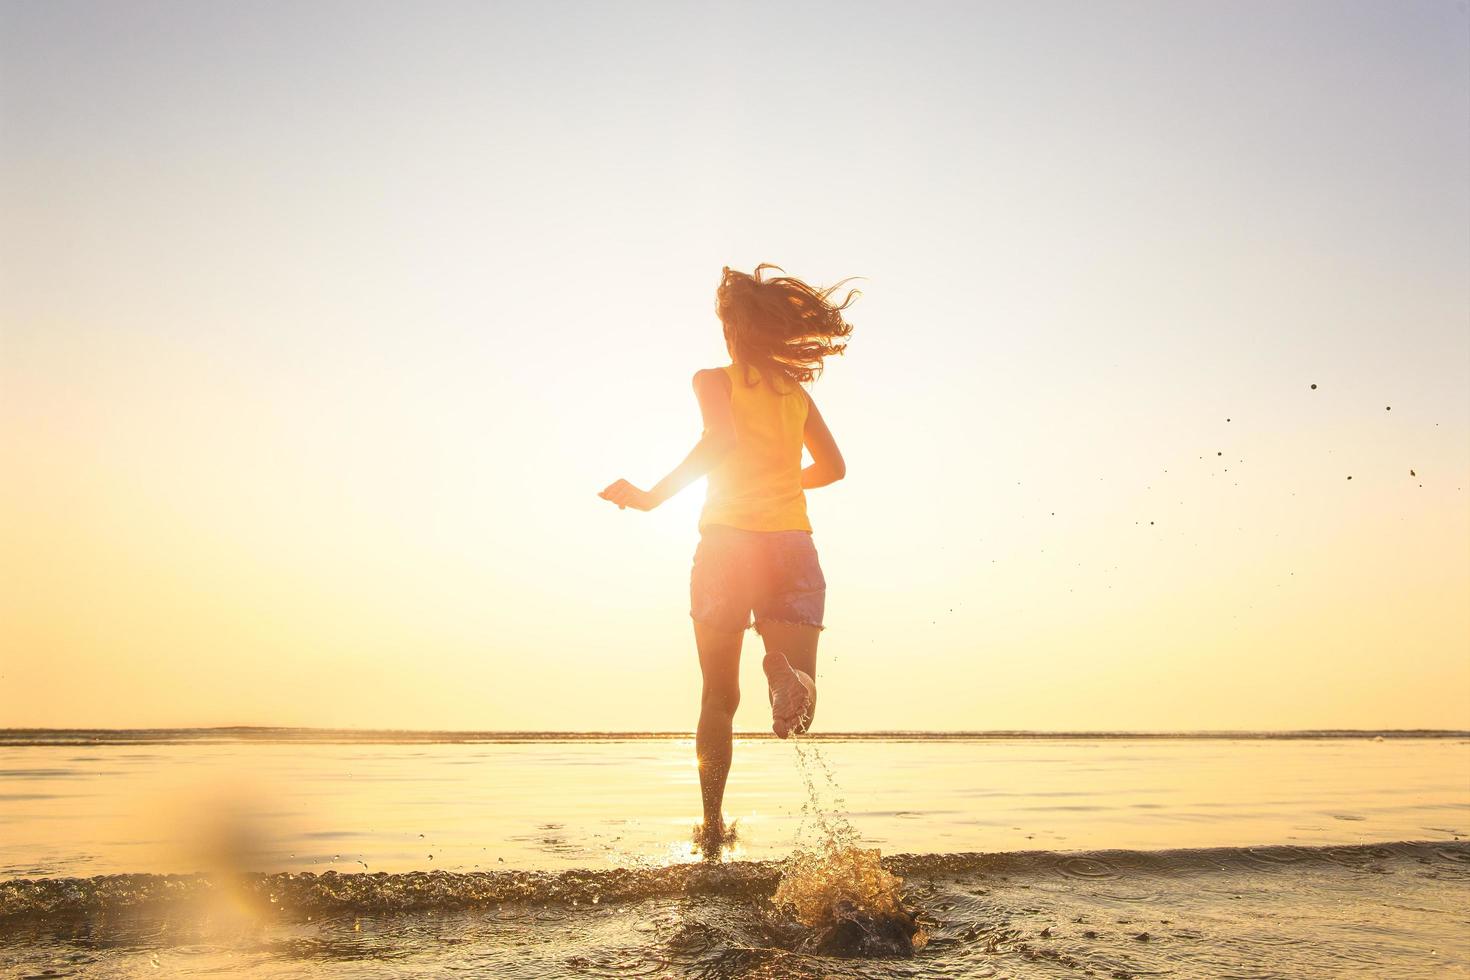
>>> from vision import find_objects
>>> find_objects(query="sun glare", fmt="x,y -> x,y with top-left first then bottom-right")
656,478 -> 708,539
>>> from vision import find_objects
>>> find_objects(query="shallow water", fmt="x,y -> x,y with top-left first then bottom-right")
2,732 -> 1465,876
2,732 -> 1467,977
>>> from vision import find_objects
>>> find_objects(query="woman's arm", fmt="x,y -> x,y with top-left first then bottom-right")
800,392 -> 845,489
599,369 -> 737,511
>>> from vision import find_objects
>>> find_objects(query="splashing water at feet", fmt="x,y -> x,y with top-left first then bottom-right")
771,734 -> 928,957
691,818 -> 740,861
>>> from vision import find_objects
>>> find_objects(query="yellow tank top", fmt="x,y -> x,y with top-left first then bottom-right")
700,363 -> 811,532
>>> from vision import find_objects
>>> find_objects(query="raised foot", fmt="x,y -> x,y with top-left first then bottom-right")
763,652 -> 816,739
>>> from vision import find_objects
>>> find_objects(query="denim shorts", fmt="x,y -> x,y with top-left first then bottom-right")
690,525 -> 826,633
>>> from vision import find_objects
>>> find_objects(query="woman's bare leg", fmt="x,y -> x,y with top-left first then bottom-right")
694,622 -> 743,853
759,622 -> 819,680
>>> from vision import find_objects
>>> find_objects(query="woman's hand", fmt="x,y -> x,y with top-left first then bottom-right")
599,479 -> 660,512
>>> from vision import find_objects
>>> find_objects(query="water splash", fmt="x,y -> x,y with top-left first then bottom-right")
771,735 -> 927,956
690,818 -> 741,862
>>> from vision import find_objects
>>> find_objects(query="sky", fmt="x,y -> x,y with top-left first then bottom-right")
2,0 -> 1467,732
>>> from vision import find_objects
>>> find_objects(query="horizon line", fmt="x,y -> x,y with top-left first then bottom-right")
2,725 -> 1467,743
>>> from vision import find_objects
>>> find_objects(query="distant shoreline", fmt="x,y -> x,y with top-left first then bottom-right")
2,727 -> 1466,746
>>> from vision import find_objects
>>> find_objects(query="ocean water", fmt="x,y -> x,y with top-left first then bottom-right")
2,731 -> 1468,978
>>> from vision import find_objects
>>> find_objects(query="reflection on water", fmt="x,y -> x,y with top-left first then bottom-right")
0,734 -> 1465,877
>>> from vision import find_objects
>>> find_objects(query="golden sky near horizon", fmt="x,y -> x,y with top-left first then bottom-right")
2,1 -> 1467,731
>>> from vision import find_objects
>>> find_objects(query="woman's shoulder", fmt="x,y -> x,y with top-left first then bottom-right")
692,366 -> 734,393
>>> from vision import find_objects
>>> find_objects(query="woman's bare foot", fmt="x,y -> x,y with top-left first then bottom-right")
695,818 -> 724,861
763,652 -> 816,739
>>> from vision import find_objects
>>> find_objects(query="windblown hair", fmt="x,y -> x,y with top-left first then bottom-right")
716,263 -> 858,386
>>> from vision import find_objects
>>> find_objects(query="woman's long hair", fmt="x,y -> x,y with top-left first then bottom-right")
716,264 -> 858,387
